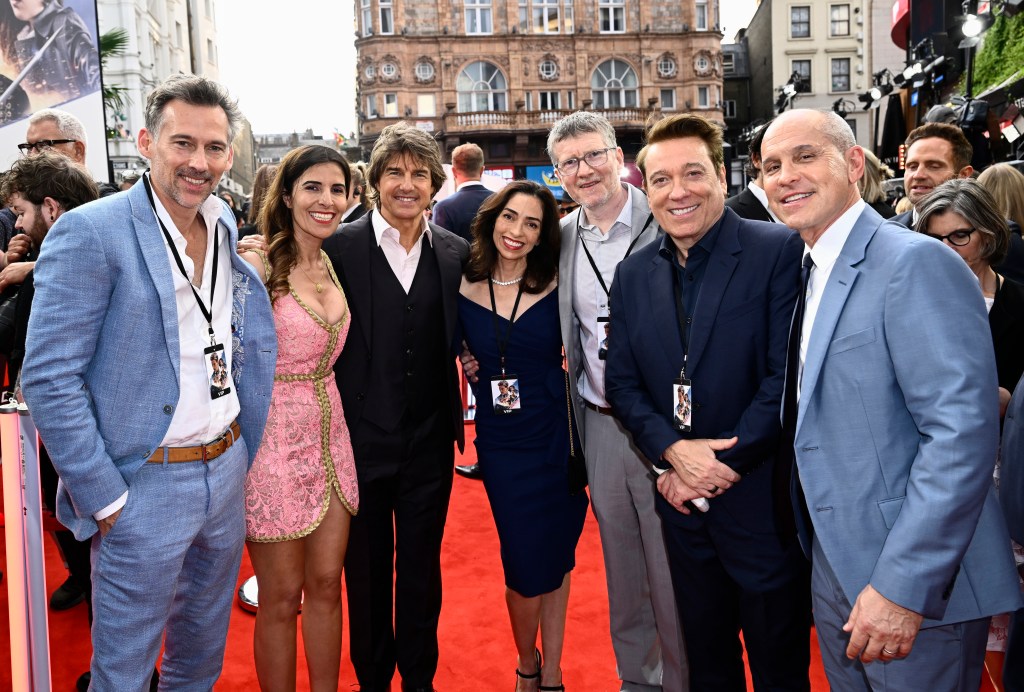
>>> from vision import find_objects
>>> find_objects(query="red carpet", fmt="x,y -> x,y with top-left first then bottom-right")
1,429 -> 992,690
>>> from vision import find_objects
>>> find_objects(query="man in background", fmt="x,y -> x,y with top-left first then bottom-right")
432,142 -> 492,244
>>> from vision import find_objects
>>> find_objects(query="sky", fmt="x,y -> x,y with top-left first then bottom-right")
215,0 -> 760,139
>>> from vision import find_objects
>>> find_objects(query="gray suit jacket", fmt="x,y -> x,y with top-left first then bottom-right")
557,184 -> 661,448
794,206 -> 1021,624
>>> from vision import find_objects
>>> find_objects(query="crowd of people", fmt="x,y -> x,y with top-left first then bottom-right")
2,71 -> 1023,692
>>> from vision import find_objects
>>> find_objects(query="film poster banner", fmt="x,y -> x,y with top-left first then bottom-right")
0,1 -> 107,182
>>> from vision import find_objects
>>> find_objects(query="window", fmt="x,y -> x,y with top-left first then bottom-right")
466,0 -> 493,34
791,6 -> 810,38
830,4 -> 851,36
417,94 -> 436,117
361,0 -> 372,36
831,58 -> 851,92
567,90 -> 575,109
695,55 -> 710,73
205,0 -> 212,18
792,59 -> 811,92
380,0 -> 394,34
722,53 -> 735,75
415,61 -> 435,81
366,94 -> 378,118
175,22 -> 183,47
657,56 -> 677,78
695,0 -> 708,31
539,59 -> 558,80
384,93 -> 398,118
364,63 -> 376,80
531,0 -> 560,34
591,59 -> 638,109
457,61 -> 508,112
519,0 -> 573,33
599,0 -> 625,33
724,100 -> 737,118
381,62 -> 397,79
660,88 -> 676,110
538,91 -> 560,109
207,38 -> 215,63
697,86 -> 709,108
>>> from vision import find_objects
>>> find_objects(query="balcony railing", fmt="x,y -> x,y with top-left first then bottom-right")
442,107 -> 657,132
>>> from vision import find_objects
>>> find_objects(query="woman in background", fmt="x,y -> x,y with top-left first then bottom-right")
859,147 -> 896,219
978,163 -> 1024,231
240,145 -> 359,691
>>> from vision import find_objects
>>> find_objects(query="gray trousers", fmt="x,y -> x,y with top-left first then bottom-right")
584,408 -> 688,692
811,538 -> 988,691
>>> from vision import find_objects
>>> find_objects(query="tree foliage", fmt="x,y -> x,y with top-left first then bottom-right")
972,11 -> 1024,94
99,28 -> 131,132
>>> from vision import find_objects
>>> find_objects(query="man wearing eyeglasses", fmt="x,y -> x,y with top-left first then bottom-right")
548,111 -> 686,692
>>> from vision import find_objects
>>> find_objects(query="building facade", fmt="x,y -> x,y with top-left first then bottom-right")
97,0 -> 254,194
354,0 -> 724,183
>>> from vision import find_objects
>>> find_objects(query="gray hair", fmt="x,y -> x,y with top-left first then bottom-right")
28,108 -> 87,147
914,178 -> 1009,267
144,74 -> 243,143
546,111 -> 618,165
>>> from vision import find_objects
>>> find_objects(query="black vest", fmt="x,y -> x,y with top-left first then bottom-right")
363,237 -> 449,431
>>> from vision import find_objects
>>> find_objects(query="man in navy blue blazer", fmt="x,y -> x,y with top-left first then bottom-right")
605,113 -> 811,690
432,142 -> 493,244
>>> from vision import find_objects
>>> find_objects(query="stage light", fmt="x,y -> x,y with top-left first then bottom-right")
962,13 -> 985,37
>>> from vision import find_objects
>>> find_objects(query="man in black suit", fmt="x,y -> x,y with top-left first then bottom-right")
605,114 -> 811,690
432,142 -> 493,243
724,121 -> 776,223
342,161 -> 368,223
893,123 -> 1024,282
324,121 -> 469,692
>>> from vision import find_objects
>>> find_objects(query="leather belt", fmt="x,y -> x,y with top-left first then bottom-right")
146,420 -> 241,463
584,401 -> 613,416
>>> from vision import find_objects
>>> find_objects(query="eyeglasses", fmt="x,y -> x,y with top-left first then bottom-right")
554,147 -> 615,177
17,139 -> 78,155
925,228 -> 976,246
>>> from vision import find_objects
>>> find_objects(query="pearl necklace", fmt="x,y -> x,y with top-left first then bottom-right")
490,274 -> 523,286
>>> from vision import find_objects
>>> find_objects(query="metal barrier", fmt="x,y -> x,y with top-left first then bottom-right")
1,400 -> 52,691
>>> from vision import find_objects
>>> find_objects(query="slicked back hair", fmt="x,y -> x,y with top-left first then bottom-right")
365,121 -> 446,208
636,113 -> 725,180
904,122 -> 973,172
144,74 -> 243,143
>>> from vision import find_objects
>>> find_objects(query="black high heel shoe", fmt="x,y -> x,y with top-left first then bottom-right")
538,667 -> 565,691
514,649 -> 542,690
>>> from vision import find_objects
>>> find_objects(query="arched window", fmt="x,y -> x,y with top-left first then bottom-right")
591,59 -> 638,109
457,61 -> 508,112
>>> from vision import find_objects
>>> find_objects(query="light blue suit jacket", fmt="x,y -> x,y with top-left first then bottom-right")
794,206 -> 1022,626
22,182 -> 277,541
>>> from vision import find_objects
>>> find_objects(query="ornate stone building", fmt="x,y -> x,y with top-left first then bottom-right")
355,0 -> 723,177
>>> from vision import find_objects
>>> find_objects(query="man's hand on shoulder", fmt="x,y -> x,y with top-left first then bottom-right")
843,584 -> 923,663
662,437 -> 740,498
236,235 -> 267,254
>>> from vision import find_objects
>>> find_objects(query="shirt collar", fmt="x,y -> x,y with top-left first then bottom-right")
456,180 -> 485,192
579,183 -> 633,237
657,210 -> 725,267
145,173 -> 224,240
747,181 -> 781,222
371,208 -> 433,247
806,199 -> 866,271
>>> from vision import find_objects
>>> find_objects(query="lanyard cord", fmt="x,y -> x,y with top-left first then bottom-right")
487,274 -> 526,377
575,211 -> 654,297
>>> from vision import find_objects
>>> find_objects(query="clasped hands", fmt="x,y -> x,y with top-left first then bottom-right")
843,584 -> 923,663
657,437 -> 739,513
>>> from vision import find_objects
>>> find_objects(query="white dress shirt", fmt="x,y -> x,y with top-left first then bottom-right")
572,184 -> 636,407
748,181 -> 782,222
799,199 -> 866,389
96,180 -> 238,520
371,209 -> 433,293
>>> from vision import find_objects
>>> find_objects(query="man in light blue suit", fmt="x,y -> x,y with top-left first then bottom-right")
761,108 -> 1022,690
22,75 -> 276,690
1000,375 -> 1024,691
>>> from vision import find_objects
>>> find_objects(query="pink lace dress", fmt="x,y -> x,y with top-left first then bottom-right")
245,261 -> 359,542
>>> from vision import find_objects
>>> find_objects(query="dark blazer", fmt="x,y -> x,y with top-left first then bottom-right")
724,186 -> 773,223
606,207 -> 802,527
432,182 -> 493,243
991,275 -> 1024,393
894,211 -> 1024,284
324,211 -> 469,451
869,200 -> 896,219
344,202 -> 368,223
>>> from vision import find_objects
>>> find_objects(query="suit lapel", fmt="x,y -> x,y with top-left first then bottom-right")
338,215 -> 375,352
558,211 -> 580,356
129,184 -> 181,382
431,225 -> 463,341
647,251 -> 685,368
797,211 -> 879,431
687,212 -> 741,375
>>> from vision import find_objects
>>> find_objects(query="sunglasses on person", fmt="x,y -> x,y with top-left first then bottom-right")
17,139 -> 78,155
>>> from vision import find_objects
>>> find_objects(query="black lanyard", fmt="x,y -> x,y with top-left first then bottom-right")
143,174 -> 220,346
671,261 -> 692,379
575,210 -> 654,298
488,275 -> 525,377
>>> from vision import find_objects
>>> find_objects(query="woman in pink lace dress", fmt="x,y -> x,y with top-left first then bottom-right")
239,145 -> 359,691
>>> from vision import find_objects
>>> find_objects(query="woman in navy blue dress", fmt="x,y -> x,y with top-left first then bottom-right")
458,180 -> 588,692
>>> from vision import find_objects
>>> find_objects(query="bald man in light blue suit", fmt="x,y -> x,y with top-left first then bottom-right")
762,109 -> 1021,691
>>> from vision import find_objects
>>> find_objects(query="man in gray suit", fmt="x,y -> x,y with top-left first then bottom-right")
549,111 -> 686,691
761,108 -> 1021,690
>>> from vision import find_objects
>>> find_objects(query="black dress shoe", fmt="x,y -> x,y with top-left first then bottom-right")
455,462 -> 482,480
77,668 -> 159,691
50,576 -> 86,611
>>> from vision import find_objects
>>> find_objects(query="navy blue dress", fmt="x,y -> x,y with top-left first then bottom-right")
458,289 -> 589,597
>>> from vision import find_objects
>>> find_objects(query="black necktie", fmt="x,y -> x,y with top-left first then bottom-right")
774,253 -> 814,540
